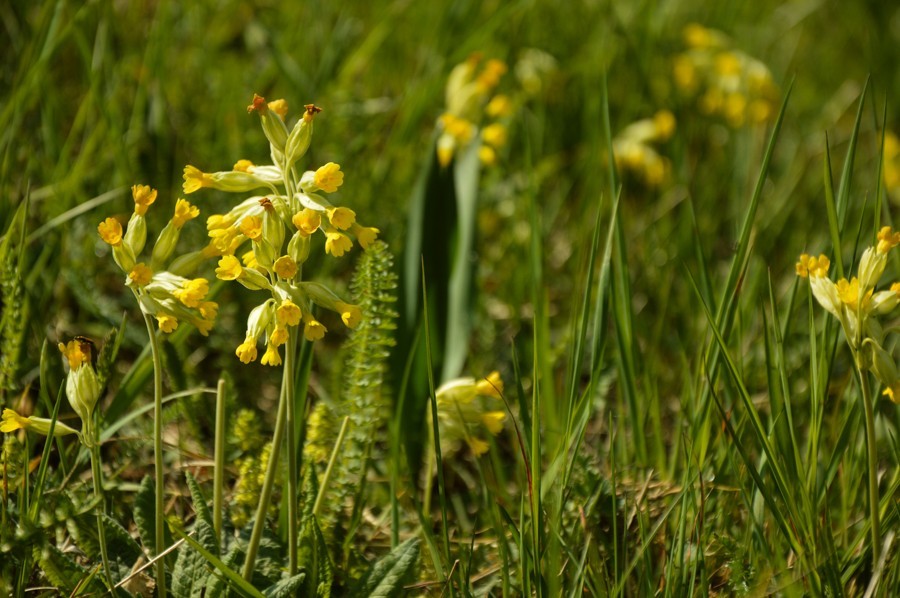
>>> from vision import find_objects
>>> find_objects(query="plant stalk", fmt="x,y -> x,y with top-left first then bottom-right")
90,434 -> 117,595
141,310 -> 167,598
213,378 -> 226,544
859,370 -> 882,564
285,328 -> 298,576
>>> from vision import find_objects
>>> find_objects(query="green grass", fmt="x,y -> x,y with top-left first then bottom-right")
3,0 -> 900,595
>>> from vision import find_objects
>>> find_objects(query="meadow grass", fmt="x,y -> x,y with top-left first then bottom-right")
2,1 -> 900,596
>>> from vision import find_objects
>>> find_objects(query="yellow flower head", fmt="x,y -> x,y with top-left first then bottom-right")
199,300 -> 218,321
479,145 -> 497,166
714,52 -> 742,77
303,313 -> 327,341
326,206 -> 356,230
877,226 -> 900,254
98,217 -> 124,247
235,336 -> 258,364
157,315 -> 179,333
276,299 -> 302,326
0,408 -> 30,433
261,344 -> 282,366
216,255 -> 243,281
884,383 -> 900,404
796,253 -> 830,278
58,338 -> 92,370
836,277 -> 863,309
1,408 -> 78,436
325,231 -> 353,257
314,162 -> 344,193
128,263 -> 153,287
234,159 -> 255,173
468,437 -> 490,455
132,184 -> 158,216
273,256 -> 298,279
207,213 -> 235,232
482,123 -> 507,148
293,208 -> 322,236
441,114 -> 475,143
475,371 -> 503,398
267,98 -> 289,119
241,249 -> 259,269
481,411 -> 506,435
336,302 -> 362,328
485,94 -> 513,118
653,110 -> 676,141
183,165 -> 214,194
174,278 -> 209,308
270,325 -> 289,347
240,215 -> 263,240
352,224 -> 380,250
172,198 -> 200,228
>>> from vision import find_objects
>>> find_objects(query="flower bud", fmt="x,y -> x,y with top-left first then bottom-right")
124,213 -> 147,257
287,231 -> 310,264
151,221 -> 180,268
248,94 -> 288,154
285,104 -> 321,167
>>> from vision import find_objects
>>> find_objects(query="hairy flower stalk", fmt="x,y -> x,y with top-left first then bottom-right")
98,186 -> 215,597
187,95 -> 374,579
796,226 -> 900,564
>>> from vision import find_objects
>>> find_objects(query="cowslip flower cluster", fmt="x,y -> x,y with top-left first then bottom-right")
432,371 -> 506,455
673,23 -> 778,128
613,110 -> 676,186
98,186 -> 216,335
797,227 -> 900,402
437,53 -> 515,167
883,132 -> 900,200
185,96 -> 370,365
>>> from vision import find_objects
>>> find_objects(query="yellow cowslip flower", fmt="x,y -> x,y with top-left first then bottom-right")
270,325 -> 288,347
485,94 -> 512,118
157,315 -> 178,333
468,437 -> 490,455
98,217 -> 124,246
432,371 -> 506,457
240,215 -> 264,240
683,23 -> 725,49
351,224 -> 379,250
836,277 -> 862,309
437,134 -> 456,167
441,114 -> 475,143
303,313 -> 327,341
59,339 -> 90,370
314,162 -> 344,193
724,93 -> 747,128
273,256 -> 298,279
129,263 -> 153,287
326,206 -> 356,230
673,54 -> 697,92
325,230 -> 352,257
199,301 -> 218,321
183,165 -> 215,194
876,226 -> 900,253
172,198 -> 200,228
479,145 -> 497,166
276,299 -> 302,326
58,338 -> 101,424
336,302 -> 362,328
132,184 -> 158,216
1,408 -> 78,437
216,255 -> 243,280
207,213 -> 236,232
475,371 -> 504,398
795,253 -> 830,278
261,344 -> 282,366
234,159 -> 255,173
715,52 -> 742,77
481,411 -> 506,435
883,383 -> 900,404
174,278 -> 209,308
241,249 -> 259,269
475,59 -> 507,92
293,208 -> 321,236
481,123 -> 507,148
653,110 -> 676,141
267,99 -> 289,119
748,99 -> 773,124
235,336 -> 258,364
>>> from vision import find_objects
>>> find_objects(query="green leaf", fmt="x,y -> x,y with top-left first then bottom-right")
134,475 -> 156,554
351,537 -> 420,598
263,572 -> 308,598
173,472 -> 220,597
35,543 -> 104,594
172,527 -> 265,598
299,513 -> 333,598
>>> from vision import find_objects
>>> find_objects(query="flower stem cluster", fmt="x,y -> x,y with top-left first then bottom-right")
186,96 -> 371,365
98,186 -> 216,335
673,23 -> 778,127
797,226 -> 900,401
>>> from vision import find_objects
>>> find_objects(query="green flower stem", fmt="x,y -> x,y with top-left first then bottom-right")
242,367 -> 288,581
90,435 -> 117,595
285,328 -> 298,576
141,310 -> 167,598
213,378 -> 226,544
859,369 -> 882,564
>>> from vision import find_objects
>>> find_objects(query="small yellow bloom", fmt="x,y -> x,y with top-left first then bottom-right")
98,217 -> 124,247
261,344 -> 282,366
303,313 -> 327,341
267,99 -> 289,119
714,52 -> 742,77
273,256 -> 298,279
836,277 -> 862,309
325,231 -> 353,257
352,224 -> 379,250
653,110 -> 676,141
468,437 -> 490,455
293,208 -> 322,236
58,339 -> 91,370
796,253 -> 830,278
884,383 -> 900,404
1,408 -> 78,436
475,371 -> 503,398
441,114 -> 475,143
479,145 -> 497,166
157,315 -> 178,333
240,215 -> 263,240
132,184 -> 158,216
326,206 -> 356,230
207,213 -> 235,231
485,94 -> 513,118
270,325 -> 289,347
336,302 -> 362,328
235,337 -> 258,364
199,301 -> 218,321
241,249 -> 259,269
876,226 -> 900,253
276,299 -> 302,326
172,198 -> 200,228
234,159 -> 255,173
183,165 -> 214,194
481,411 -> 506,435
174,278 -> 209,308
314,162 -> 344,193
481,123 -> 507,148
128,263 -> 153,287
216,255 -> 243,280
